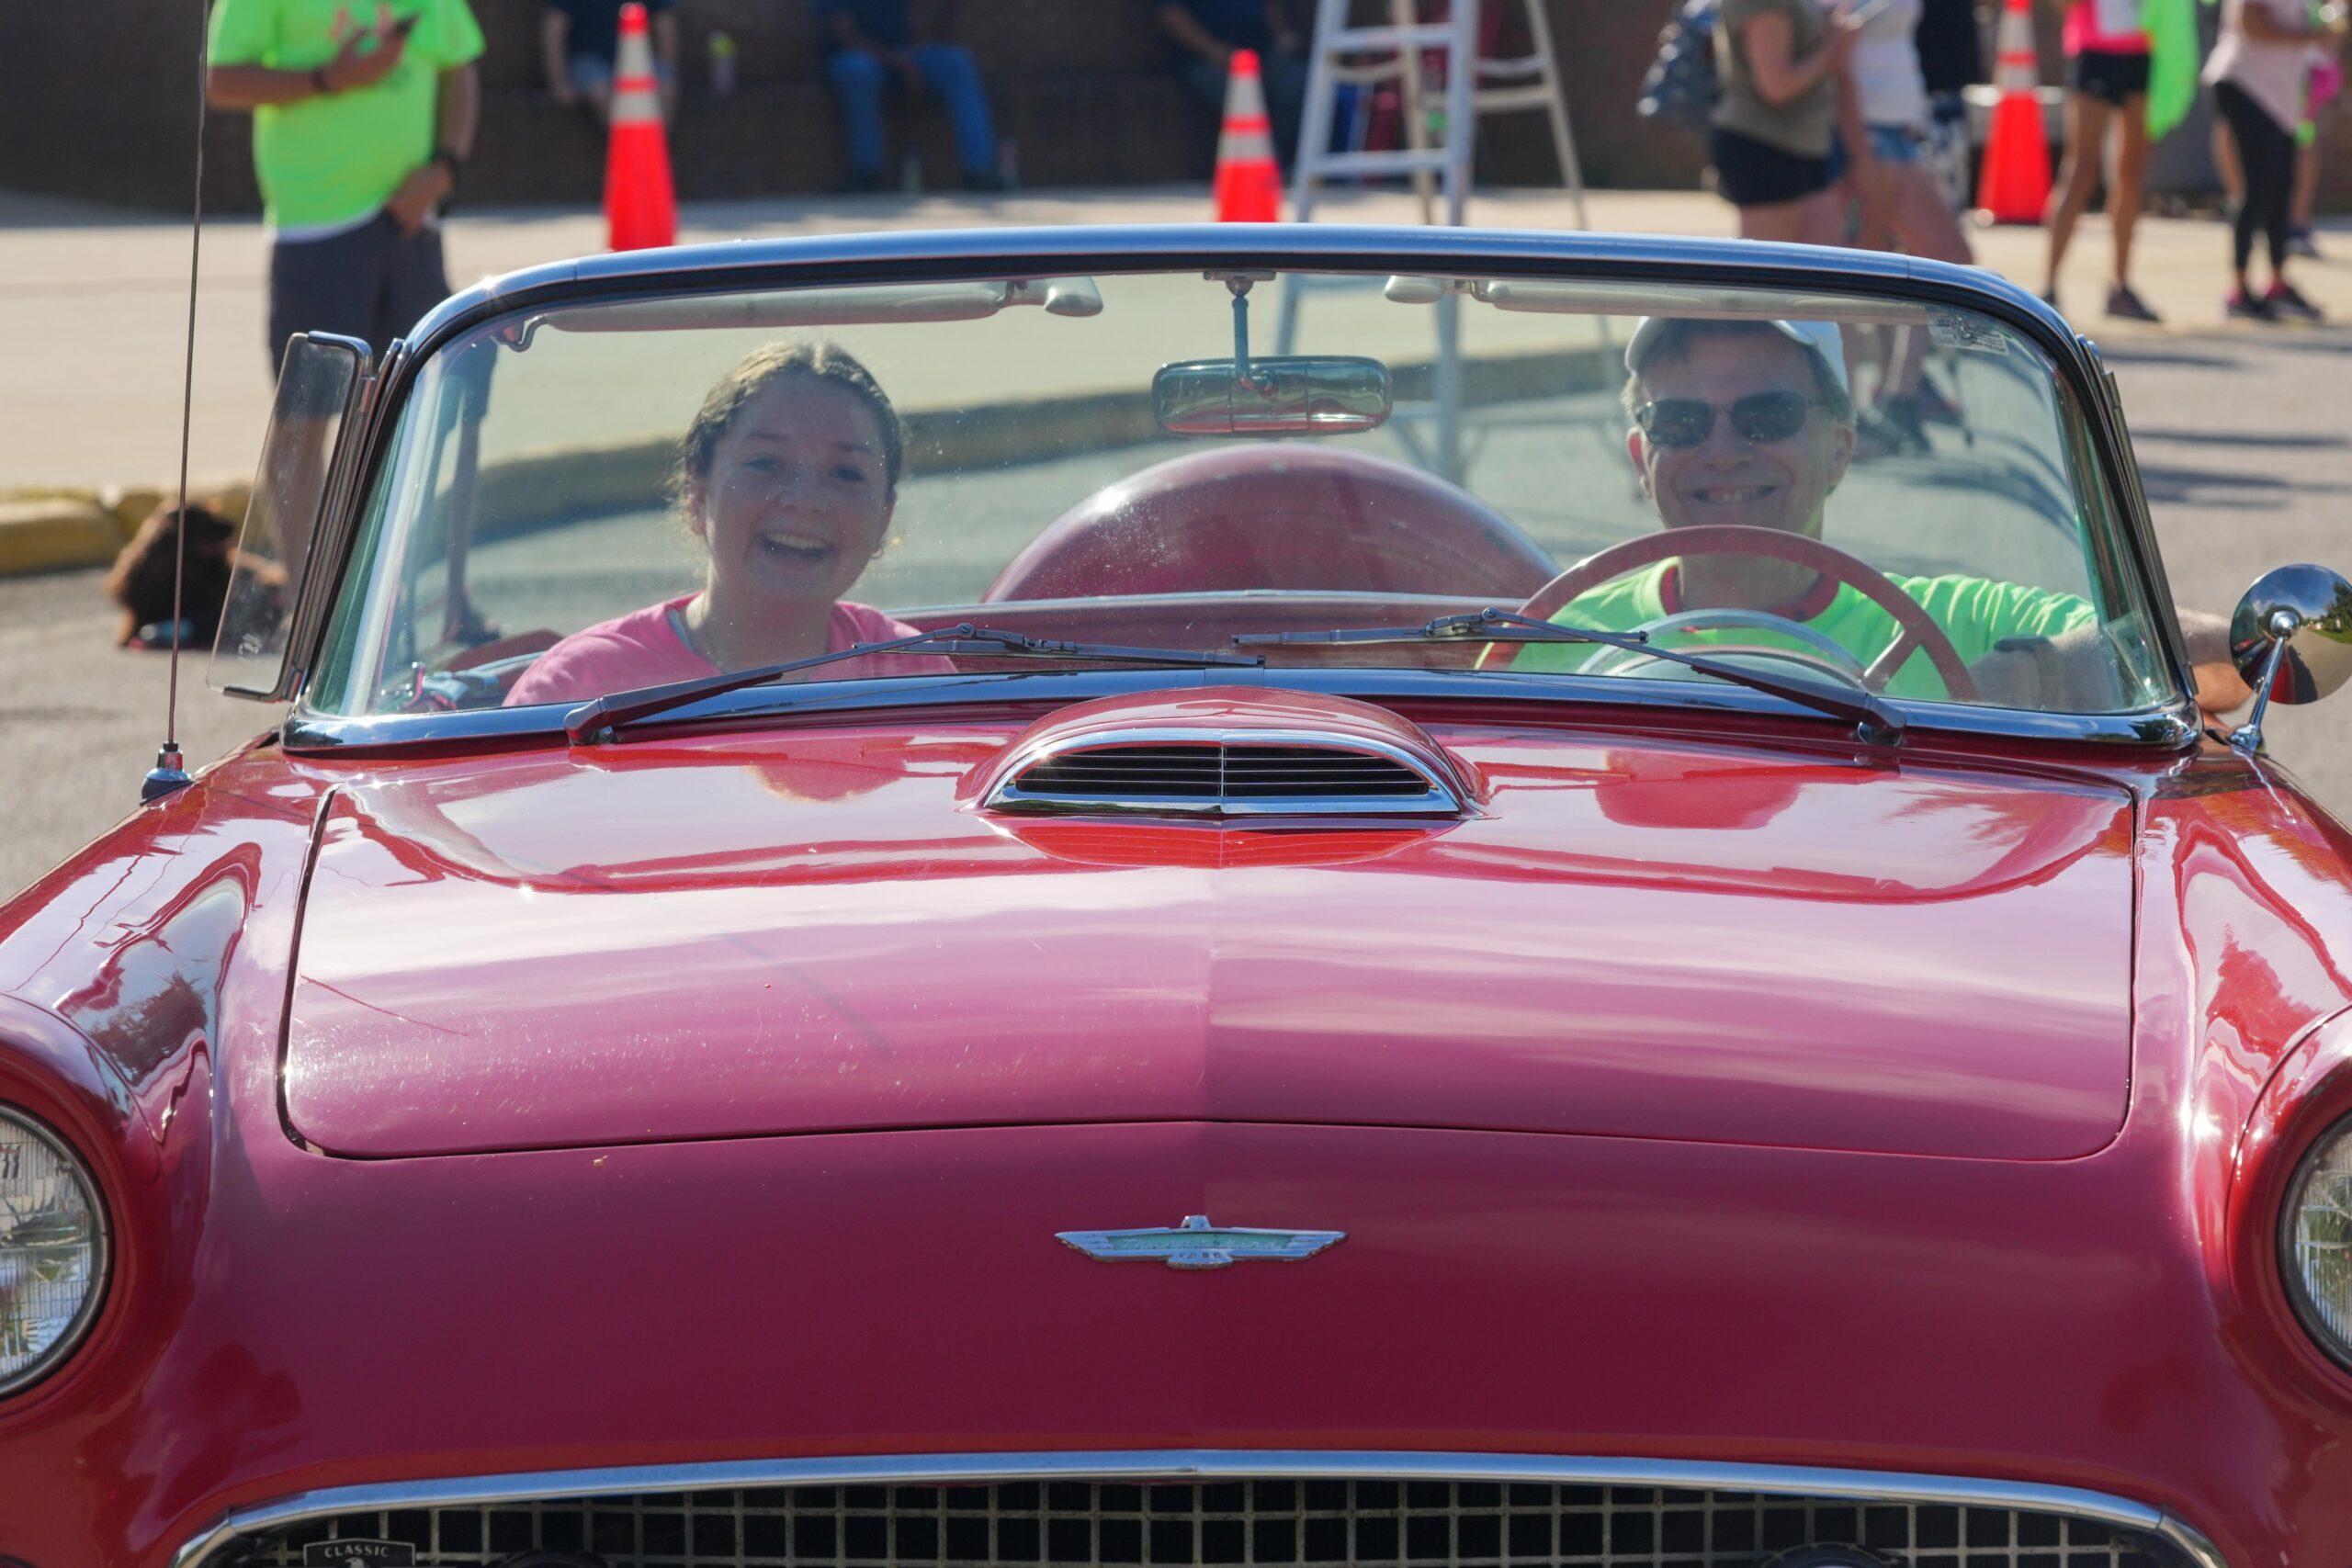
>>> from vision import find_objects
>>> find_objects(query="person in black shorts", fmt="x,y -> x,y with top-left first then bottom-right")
2043,2 -> 2159,321
1709,0 -> 1874,244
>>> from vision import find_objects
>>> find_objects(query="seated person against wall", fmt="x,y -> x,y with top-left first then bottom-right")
814,0 -> 1003,193
542,0 -> 677,125
1156,0 -> 1307,171
1515,317 -> 2250,713
506,342 -> 952,706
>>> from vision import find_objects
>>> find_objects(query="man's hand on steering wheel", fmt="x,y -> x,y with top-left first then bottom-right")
1493,524 -> 1979,703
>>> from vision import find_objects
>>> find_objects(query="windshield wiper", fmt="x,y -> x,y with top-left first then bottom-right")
564,624 -> 1262,743
1238,608 -> 1904,744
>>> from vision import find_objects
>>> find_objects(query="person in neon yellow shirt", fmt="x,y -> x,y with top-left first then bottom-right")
207,0 -> 484,370
1515,317 -> 2250,714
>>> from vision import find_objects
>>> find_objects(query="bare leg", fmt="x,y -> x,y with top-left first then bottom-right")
2294,136 -> 2320,231
1737,187 -> 1843,244
2045,92 -> 2113,293
2110,96 -> 2152,289
1886,159 -> 1974,265
1884,323 -> 1930,400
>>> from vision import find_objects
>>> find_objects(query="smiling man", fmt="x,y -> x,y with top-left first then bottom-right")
1518,317 -> 2249,714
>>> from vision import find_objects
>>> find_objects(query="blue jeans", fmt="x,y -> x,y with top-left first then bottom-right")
826,44 -> 998,177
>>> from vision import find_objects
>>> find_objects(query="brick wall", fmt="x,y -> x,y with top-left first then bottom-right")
0,1 -> 1704,212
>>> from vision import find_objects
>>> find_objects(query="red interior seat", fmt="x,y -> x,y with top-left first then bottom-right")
983,445 -> 1558,603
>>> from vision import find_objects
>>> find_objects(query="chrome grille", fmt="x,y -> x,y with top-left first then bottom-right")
991,740 -> 1460,818
245,1480 -> 2184,1568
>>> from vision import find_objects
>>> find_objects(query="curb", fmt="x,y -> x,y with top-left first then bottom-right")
0,500 -> 123,577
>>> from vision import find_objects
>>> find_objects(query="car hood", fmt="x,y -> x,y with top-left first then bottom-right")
283,710 -> 2137,1160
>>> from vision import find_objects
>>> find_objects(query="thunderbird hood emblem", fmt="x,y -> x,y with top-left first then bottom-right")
1056,1214 -> 1345,1270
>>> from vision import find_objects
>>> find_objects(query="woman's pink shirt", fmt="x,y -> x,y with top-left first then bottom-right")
504,595 -> 955,706
2064,0 -> 2150,55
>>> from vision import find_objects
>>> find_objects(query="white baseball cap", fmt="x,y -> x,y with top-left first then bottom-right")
1624,317 -> 1849,397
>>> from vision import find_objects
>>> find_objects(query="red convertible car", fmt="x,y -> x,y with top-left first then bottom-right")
3,229 -> 2351,1568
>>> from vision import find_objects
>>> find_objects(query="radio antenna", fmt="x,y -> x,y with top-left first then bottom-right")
143,3 -> 210,804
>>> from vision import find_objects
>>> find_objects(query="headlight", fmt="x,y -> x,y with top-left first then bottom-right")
2283,1112 -> 2352,1371
0,1108 -> 107,1396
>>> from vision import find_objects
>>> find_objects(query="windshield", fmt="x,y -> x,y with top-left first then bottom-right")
307,267 -> 2173,724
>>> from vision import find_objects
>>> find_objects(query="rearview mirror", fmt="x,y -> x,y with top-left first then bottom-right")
1153,356 -> 1391,436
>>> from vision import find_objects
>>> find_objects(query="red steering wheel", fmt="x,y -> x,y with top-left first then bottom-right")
1483,524 -> 1978,701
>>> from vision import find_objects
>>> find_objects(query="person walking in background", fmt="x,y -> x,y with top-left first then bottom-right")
2206,0 -> 2346,317
2290,47 -> 2338,253
814,0 -> 1003,193
1711,0 -> 1876,244
207,0 -> 483,371
1156,3 -> 1309,171
543,0 -> 678,126
1915,0 -> 1986,214
1847,0 -> 1976,454
2042,0 -> 2159,321
1849,0 -> 1973,264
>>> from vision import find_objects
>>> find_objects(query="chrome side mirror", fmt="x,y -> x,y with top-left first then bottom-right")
2227,563 -> 2352,753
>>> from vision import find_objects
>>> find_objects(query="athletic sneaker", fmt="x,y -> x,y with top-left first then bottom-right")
1876,393 -> 1932,452
2226,288 -> 2277,321
2266,281 -> 2324,321
2105,284 -> 2162,322
1913,373 -> 1963,426
2290,227 -> 2323,260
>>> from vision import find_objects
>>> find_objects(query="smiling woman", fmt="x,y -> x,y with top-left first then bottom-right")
503,341 -> 954,706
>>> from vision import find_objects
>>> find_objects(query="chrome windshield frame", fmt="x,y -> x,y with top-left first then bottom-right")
283,226 -> 2205,750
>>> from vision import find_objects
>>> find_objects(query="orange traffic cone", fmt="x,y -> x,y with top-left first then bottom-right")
605,1 -> 677,251
1213,49 -> 1282,222
1973,0 -> 2052,225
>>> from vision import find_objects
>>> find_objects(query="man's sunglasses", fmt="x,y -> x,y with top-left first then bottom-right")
1634,389 -> 1822,449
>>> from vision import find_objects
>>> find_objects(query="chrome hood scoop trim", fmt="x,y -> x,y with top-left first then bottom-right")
969,688 -> 1473,820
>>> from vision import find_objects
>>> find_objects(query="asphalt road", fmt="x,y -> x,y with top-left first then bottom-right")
4,321 -> 2347,899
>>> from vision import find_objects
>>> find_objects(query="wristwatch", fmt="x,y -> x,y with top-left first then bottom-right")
431,147 -> 465,197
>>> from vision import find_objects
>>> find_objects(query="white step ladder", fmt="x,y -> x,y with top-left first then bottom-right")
1287,0 -> 1589,231
1276,0 -> 1594,481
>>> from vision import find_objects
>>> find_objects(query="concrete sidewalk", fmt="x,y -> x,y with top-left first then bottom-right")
0,183 -> 2339,502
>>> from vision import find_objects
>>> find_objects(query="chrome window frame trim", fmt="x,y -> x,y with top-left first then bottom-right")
170,1449 -> 2227,1568
281,226 -> 2202,743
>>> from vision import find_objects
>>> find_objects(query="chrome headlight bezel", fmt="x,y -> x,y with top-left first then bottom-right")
2279,1110 -> 2352,1374
0,1105 -> 110,1398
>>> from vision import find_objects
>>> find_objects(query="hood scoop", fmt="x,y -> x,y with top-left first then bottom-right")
971,687 -> 1471,820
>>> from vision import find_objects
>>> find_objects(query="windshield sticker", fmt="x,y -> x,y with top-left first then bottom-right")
1929,310 -> 2010,354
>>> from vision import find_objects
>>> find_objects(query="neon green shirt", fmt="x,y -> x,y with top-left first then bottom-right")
209,0 -> 485,231
1515,562 -> 2098,702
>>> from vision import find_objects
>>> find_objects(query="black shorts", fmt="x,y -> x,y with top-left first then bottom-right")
1709,126 -> 1835,208
266,210 -> 450,374
2071,49 -> 2151,107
